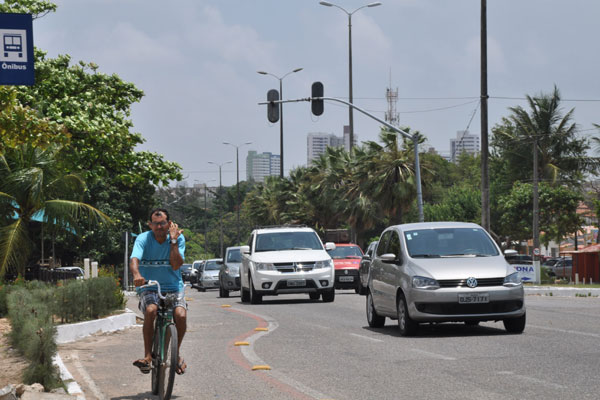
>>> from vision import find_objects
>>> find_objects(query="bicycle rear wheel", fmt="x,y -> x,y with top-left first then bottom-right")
158,324 -> 178,400
151,328 -> 160,395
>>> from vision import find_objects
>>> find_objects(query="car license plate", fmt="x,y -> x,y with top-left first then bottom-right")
288,279 -> 306,287
458,292 -> 489,304
339,276 -> 354,282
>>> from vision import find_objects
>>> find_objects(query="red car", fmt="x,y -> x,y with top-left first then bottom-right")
329,243 -> 364,293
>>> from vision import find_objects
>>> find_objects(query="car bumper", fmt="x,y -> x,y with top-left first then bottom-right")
221,273 -> 241,290
408,285 -> 525,322
252,268 -> 334,295
334,269 -> 360,289
199,278 -> 220,288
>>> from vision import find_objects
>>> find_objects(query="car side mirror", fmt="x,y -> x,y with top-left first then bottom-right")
325,242 -> 336,251
240,245 -> 250,254
217,260 -> 223,265
380,253 -> 397,263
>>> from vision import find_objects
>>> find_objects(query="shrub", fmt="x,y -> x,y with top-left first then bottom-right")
7,286 -> 60,389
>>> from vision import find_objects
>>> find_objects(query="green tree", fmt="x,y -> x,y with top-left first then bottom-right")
424,185 -> 481,223
497,182 -> 582,246
0,144 -> 110,278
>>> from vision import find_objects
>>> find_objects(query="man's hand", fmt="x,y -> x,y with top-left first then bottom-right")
169,221 -> 184,241
133,273 -> 145,287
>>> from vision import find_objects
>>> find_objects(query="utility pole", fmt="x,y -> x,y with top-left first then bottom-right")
532,137 -> 540,251
480,0 -> 490,232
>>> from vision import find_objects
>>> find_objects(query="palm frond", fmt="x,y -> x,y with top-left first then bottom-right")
0,219 -> 31,278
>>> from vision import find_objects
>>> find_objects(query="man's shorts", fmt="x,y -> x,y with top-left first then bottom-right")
138,290 -> 187,314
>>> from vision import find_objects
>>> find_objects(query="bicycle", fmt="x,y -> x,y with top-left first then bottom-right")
138,280 -> 180,400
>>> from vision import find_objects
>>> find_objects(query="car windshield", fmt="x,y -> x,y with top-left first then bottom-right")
255,231 -> 322,252
404,227 -> 499,258
226,249 -> 241,263
181,264 -> 192,272
328,245 -> 362,259
204,261 -> 220,271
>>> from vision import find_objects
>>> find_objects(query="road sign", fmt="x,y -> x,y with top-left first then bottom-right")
533,248 -> 540,256
0,13 -> 34,85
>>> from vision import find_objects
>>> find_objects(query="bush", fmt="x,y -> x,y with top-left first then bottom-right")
7,286 -> 61,389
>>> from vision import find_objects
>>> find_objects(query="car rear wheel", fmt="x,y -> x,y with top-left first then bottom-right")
503,312 -> 526,334
249,275 -> 262,304
366,291 -> 385,328
322,288 -> 335,303
397,293 -> 418,336
240,286 -> 250,303
219,285 -> 229,298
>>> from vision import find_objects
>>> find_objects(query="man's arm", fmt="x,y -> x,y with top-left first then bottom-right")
169,221 -> 184,270
130,257 -> 145,287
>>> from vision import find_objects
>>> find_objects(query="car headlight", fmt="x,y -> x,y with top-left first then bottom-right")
256,262 -> 275,271
412,276 -> 440,290
314,259 -> 333,269
229,265 -> 239,274
503,272 -> 522,287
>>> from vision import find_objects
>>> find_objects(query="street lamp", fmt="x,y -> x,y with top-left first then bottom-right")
319,1 -> 382,150
257,67 -> 303,177
208,161 -> 232,258
223,141 -> 252,245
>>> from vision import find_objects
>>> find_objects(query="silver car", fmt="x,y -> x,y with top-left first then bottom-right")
197,258 -> 223,291
367,222 -> 525,336
219,246 -> 242,297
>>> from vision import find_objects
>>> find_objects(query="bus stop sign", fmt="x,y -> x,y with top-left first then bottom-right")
0,13 -> 34,85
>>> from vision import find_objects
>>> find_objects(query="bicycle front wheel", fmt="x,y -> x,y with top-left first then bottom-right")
151,329 -> 160,395
158,324 -> 178,400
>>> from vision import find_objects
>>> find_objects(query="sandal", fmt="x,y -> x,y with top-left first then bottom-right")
176,357 -> 187,375
133,359 -> 151,374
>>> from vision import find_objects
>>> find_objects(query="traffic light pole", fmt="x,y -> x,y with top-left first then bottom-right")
259,95 -> 425,222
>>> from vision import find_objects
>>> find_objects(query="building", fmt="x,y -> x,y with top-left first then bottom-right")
246,151 -> 280,182
450,130 -> 480,162
307,132 -> 345,165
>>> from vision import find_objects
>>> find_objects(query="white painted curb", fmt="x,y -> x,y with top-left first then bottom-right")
55,309 -> 138,344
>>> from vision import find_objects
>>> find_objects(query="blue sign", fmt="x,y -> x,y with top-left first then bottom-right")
0,13 -> 34,85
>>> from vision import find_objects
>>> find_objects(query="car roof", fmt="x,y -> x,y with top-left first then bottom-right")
253,226 -> 315,234
334,243 -> 360,247
392,221 -> 483,231
226,246 -> 242,251
205,258 -> 223,262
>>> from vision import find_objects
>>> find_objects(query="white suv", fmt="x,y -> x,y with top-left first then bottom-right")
240,226 -> 336,304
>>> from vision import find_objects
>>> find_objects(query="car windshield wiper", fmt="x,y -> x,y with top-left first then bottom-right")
441,253 -> 490,257
288,247 -> 313,250
410,254 -> 441,258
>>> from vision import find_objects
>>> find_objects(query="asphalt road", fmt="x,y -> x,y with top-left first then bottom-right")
59,288 -> 600,400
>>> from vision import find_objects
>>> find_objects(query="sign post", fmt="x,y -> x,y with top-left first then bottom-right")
0,13 -> 34,85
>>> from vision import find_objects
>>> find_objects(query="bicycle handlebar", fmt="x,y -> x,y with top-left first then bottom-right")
138,280 -> 166,300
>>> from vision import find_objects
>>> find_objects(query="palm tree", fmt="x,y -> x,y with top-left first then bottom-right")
0,144 -> 111,278
360,128 -> 416,225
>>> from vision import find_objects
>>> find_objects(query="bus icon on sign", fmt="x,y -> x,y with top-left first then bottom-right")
4,33 -> 23,58
0,29 -> 27,62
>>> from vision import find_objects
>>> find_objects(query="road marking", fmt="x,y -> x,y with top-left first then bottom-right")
71,352 -> 106,400
227,306 -> 331,400
528,324 -> 600,338
349,333 -> 383,343
496,370 -> 566,389
411,348 -> 456,360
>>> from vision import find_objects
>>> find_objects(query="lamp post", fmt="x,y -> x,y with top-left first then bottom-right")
257,67 -> 303,177
319,1 -> 382,150
199,179 -> 215,259
223,141 -> 252,245
208,161 -> 232,258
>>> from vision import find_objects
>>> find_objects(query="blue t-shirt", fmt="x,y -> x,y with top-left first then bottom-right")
130,231 -> 185,293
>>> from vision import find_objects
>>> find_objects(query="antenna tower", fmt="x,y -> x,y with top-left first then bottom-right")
385,69 -> 399,126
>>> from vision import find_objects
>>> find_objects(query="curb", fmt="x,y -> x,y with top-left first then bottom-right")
55,309 -> 138,344
525,286 -> 600,297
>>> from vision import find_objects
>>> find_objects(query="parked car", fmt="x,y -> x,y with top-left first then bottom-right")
367,222 -> 525,336
55,266 -> 84,280
358,240 -> 378,295
189,260 -> 204,286
180,264 -> 194,282
219,246 -> 242,297
329,243 -> 363,293
239,226 -> 336,304
548,257 -> 573,279
197,258 -> 222,291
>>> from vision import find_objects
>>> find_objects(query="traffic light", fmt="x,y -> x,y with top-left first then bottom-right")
311,81 -> 324,116
267,89 -> 280,123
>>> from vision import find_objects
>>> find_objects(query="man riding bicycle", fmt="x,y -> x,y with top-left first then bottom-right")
131,208 -> 187,375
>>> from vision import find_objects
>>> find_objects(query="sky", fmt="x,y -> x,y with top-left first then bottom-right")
33,0 -> 600,187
